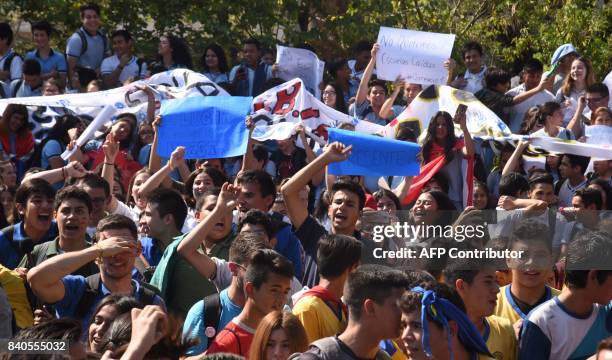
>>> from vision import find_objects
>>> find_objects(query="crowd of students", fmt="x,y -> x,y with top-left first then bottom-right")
0,2 -> 611,360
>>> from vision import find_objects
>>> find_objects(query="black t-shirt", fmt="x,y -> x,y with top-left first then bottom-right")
270,147 -> 307,181
510,287 -> 550,316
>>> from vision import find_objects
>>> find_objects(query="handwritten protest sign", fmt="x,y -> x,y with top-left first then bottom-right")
376,27 -> 455,85
276,45 -> 325,98
158,96 -> 252,159
327,128 -> 421,176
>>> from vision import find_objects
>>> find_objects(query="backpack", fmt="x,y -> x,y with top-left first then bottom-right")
2,52 -> 18,72
76,29 -> 108,56
202,292 -> 221,350
11,80 -> 23,98
73,273 -> 159,320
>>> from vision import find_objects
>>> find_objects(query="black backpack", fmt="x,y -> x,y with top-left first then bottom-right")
73,273 -> 159,320
2,52 -> 19,72
76,29 -> 108,56
11,79 -> 23,98
202,292 -> 221,349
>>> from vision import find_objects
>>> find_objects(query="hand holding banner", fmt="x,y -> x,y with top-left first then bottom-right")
327,128 -> 421,176
376,27 -> 455,85
158,96 -> 252,159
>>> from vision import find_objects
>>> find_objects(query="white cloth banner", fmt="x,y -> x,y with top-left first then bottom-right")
0,69 -> 229,140
383,85 -> 511,140
250,78 -> 383,141
376,27 -> 455,85
530,137 -> 612,160
585,125 -> 612,145
276,45 -> 325,99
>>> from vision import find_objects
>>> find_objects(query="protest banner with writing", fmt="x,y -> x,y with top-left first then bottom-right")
383,85 -> 511,140
276,45 -> 325,99
327,128 -> 421,176
158,96 -> 252,159
250,78 -> 383,142
0,69 -> 229,141
376,27 -> 455,85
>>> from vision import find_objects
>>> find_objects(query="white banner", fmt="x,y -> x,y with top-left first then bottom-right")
276,45 -> 325,99
383,85 -> 511,140
376,27 -> 455,85
250,78 -> 383,141
585,125 -> 612,145
530,137 -> 612,160
0,69 -> 229,141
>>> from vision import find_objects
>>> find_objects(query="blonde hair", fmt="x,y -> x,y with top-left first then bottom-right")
561,57 -> 595,97
249,311 -> 308,360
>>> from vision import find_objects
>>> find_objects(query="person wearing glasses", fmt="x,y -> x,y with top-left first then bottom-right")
567,82 -> 610,138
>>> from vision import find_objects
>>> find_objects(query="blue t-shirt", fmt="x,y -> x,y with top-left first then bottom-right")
140,236 -> 164,267
66,27 -> 109,70
55,275 -> 165,334
41,139 -> 65,170
0,221 -> 58,269
25,49 -> 67,75
274,224 -> 304,279
182,288 -> 242,356
10,80 -> 43,98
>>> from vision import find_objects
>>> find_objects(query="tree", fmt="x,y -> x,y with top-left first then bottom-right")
1,0 -> 609,79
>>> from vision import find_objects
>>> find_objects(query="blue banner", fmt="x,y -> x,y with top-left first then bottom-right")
327,127 -> 421,176
158,96 -> 252,159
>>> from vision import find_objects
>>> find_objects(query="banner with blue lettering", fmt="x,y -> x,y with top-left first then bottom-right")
327,128 -> 421,176
158,96 -> 252,159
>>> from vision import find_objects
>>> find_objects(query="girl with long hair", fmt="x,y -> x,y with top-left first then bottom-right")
249,311 -> 309,360
419,110 -> 475,210
0,104 -> 35,180
201,43 -> 230,85
555,57 -> 594,125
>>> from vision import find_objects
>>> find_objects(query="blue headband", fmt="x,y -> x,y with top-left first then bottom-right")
411,286 -> 491,360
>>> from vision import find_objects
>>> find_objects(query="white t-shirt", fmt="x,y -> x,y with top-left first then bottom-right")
100,55 -> 147,85
0,49 -> 23,81
505,84 -> 555,133
462,66 -> 487,94
112,200 -> 140,224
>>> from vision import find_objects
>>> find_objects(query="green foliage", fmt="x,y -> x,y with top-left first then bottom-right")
1,0 -> 610,78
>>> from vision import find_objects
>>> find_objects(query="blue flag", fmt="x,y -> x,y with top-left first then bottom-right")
158,96 -> 252,159
327,127 -> 421,176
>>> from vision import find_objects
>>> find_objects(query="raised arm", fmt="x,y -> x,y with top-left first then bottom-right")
355,43 -> 379,106
102,133 -> 121,212
567,95 -> 587,138
501,140 -> 529,177
27,236 -> 137,304
148,116 -> 162,173
456,108 -> 475,158
512,75 -> 554,105
23,161 -> 86,184
138,146 -> 185,199
380,78 -> 404,120
281,142 -> 352,229
241,117 -> 260,172
295,124 -> 323,186
177,183 -> 237,279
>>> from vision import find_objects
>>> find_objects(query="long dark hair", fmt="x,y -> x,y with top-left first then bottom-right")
200,43 -> 229,73
159,34 -> 193,69
0,104 -> 29,137
327,82 -> 348,114
422,111 -> 457,163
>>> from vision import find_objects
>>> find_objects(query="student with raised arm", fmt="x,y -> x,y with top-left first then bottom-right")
350,43 -> 399,125
135,146 -> 186,200
282,142 -> 367,287
27,214 -> 165,331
